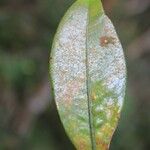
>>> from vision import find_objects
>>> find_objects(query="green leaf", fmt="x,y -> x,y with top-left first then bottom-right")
50,0 -> 126,149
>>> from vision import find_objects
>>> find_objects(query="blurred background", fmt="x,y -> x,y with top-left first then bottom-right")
0,0 -> 150,149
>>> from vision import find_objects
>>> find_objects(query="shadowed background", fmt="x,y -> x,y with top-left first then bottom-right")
0,0 -> 150,149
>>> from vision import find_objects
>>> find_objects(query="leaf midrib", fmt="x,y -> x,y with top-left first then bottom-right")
85,2 -> 96,150
85,0 -> 104,149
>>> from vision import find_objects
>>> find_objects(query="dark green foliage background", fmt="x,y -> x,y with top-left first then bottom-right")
0,0 -> 150,149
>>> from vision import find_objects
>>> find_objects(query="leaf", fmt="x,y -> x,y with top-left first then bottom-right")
50,0 -> 126,149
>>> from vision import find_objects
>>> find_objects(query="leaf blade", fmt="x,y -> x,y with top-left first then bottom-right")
50,1 -> 92,149
87,2 -> 126,148
50,0 -> 126,149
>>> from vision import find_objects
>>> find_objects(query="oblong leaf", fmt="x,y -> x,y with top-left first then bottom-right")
50,0 -> 126,149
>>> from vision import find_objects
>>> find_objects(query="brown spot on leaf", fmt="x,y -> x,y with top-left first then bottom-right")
75,137 -> 89,150
91,92 -> 96,101
59,80 -> 83,107
96,136 -> 109,150
100,36 -> 116,47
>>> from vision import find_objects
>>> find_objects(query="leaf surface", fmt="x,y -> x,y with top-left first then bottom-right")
50,0 -> 126,149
